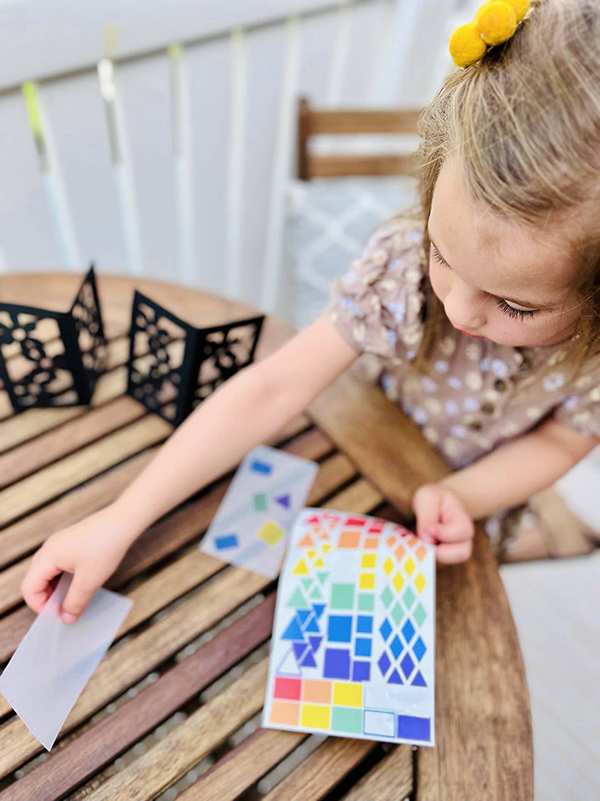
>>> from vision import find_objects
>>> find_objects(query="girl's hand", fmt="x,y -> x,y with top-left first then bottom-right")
21,505 -> 134,624
411,483 -> 475,564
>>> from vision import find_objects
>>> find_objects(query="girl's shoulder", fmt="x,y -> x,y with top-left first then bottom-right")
328,214 -> 428,360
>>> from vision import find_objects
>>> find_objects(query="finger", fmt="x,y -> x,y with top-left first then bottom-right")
412,486 -> 443,538
60,572 -> 97,624
434,520 -> 475,543
440,491 -> 472,525
20,556 -> 63,614
435,539 -> 473,565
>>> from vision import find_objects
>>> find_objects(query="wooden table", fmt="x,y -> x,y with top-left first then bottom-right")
0,274 -> 533,801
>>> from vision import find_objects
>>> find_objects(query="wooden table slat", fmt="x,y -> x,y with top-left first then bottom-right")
83,659 -> 271,801
341,745 -> 413,801
0,594 -> 278,801
177,728 -> 307,801
0,416 -> 173,528
260,736 -> 377,801
0,396 -> 145,489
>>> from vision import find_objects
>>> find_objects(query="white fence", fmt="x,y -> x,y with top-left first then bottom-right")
0,0 -> 471,316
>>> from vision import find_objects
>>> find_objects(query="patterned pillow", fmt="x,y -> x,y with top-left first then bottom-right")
285,177 -> 419,329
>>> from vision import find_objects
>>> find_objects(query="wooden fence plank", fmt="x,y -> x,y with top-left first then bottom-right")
0,594 -> 278,801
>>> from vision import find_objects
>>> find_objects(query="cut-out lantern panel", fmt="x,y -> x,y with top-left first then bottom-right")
127,291 -> 264,427
0,266 -> 106,412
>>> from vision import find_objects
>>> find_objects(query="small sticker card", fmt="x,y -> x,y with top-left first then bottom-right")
201,445 -> 319,578
0,572 -> 133,750
263,509 -> 436,746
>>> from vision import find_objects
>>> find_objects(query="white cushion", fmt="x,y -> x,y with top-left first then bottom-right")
285,176 -> 419,329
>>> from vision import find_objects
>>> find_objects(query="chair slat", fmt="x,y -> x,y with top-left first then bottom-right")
307,154 -> 416,178
341,745 -> 413,800
307,109 -> 421,135
1,594 -> 277,801
261,737 -> 376,801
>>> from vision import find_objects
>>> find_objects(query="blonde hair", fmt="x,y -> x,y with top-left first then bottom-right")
413,0 -> 600,378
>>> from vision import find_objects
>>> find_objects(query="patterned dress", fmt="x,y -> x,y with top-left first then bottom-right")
327,216 -> 600,556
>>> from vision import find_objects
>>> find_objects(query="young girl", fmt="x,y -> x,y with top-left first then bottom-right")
22,0 -> 600,624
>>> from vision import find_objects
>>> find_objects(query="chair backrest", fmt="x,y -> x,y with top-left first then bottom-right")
297,98 -> 422,181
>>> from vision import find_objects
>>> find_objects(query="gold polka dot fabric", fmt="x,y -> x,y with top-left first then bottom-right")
328,216 -> 600,472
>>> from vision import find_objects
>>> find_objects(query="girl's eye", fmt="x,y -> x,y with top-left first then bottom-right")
496,298 -> 540,321
430,244 -> 447,267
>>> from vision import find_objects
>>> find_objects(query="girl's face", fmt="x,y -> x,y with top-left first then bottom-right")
427,158 -> 583,347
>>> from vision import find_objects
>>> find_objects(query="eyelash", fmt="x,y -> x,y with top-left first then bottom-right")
430,244 -> 540,322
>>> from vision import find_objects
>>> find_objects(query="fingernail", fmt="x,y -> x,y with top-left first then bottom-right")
62,613 -> 77,624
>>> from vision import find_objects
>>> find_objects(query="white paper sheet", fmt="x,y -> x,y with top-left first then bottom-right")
0,572 -> 133,750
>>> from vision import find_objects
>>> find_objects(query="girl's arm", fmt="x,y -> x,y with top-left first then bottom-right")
21,314 -> 359,621
439,418 -> 600,519
412,418 -> 599,563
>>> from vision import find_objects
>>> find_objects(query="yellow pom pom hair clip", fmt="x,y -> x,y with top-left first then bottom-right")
449,0 -> 531,69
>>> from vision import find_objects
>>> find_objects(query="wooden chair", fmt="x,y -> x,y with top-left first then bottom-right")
297,97 -> 422,180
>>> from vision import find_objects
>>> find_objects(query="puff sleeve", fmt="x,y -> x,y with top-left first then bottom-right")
327,217 -> 427,363
552,362 -> 600,439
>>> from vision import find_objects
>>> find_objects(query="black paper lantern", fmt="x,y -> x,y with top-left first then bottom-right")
126,290 -> 264,427
0,266 -> 106,412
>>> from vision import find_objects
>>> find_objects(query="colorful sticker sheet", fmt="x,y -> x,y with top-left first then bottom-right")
201,445 -> 319,578
263,509 -> 436,746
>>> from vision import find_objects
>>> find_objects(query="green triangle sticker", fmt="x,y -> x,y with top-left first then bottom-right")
286,586 -> 309,608
309,585 -> 323,600
316,571 -> 329,585
301,578 -> 313,590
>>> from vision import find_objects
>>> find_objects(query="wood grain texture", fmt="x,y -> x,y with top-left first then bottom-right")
0,415 -> 173,528
310,372 -> 534,801
83,659 -> 271,801
261,737 -> 377,801
306,108 -> 422,135
178,728 -> 307,801
0,396 -> 145,488
307,154 -> 416,178
0,595 -> 278,801
341,745 -> 413,801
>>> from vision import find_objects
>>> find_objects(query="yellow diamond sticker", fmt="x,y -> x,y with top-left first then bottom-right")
392,571 -> 404,593
415,571 -> 426,594
404,556 -> 416,577
383,556 -> 394,576
258,520 -> 285,547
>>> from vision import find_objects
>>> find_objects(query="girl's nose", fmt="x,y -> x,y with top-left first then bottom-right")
444,283 -> 486,331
